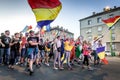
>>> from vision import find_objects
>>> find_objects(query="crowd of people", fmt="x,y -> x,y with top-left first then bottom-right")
0,30 -> 103,76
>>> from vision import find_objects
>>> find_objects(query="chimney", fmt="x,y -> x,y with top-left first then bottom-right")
103,8 -> 106,11
114,6 -> 116,9
92,12 -> 96,15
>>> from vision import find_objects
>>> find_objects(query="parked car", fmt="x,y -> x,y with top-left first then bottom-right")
105,51 -> 111,56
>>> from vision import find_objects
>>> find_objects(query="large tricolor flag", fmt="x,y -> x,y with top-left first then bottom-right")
102,15 -> 120,29
96,46 -> 105,59
28,0 -> 62,28
96,46 -> 108,64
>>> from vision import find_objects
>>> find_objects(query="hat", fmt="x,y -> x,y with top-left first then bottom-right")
94,36 -> 98,40
29,30 -> 34,33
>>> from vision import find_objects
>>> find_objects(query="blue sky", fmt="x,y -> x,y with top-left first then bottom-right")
0,0 -> 120,39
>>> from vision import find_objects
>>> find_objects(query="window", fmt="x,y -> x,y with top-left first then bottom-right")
112,33 -> 115,40
86,28 -> 92,34
88,36 -> 92,41
109,14 -> 114,18
88,20 -> 92,25
71,35 -> 73,38
112,43 -> 115,50
88,28 -> 92,33
98,27 -> 102,31
97,17 -> 102,23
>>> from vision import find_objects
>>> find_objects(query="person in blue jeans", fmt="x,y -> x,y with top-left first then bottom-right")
27,30 -> 39,75
0,41 -> 5,64
8,33 -> 20,69
38,40 -> 45,64
1,30 -> 11,65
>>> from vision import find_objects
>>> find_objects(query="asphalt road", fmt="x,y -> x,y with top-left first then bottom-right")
0,56 -> 120,80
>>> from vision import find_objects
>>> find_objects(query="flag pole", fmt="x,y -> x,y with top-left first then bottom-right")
110,28 -> 115,56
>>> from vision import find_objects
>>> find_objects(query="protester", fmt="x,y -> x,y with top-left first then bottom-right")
44,39 -> 50,66
8,33 -> 20,69
75,42 -> 82,64
1,30 -> 11,65
20,34 -> 28,66
92,36 -> 103,66
34,32 -> 40,68
61,38 -> 73,70
38,38 -> 45,64
0,29 -> 108,75
53,36 -> 63,70
0,33 -> 5,64
27,30 -> 39,75
82,40 -> 93,70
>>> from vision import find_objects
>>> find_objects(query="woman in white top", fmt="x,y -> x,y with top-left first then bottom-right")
53,36 -> 63,70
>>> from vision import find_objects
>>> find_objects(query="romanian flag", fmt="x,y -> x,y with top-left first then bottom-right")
96,46 -> 105,59
102,15 -> 120,29
21,25 -> 32,33
28,0 -> 62,28
96,46 -> 108,64
40,25 -> 51,35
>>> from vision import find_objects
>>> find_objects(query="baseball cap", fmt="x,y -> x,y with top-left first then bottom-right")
29,30 -> 34,33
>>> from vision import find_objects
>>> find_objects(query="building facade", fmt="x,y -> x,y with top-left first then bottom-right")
79,6 -> 120,54
42,26 -> 74,41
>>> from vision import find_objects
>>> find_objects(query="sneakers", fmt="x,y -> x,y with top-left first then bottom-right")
36,64 -> 41,68
55,62 -> 58,64
24,67 -> 30,72
29,70 -> 34,76
45,63 -> 49,66
8,65 -> 14,70
53,67 -> 58,70
16,62 -> 20,65
88,67 -> 93,71
20,63 -> 24,67
59,67 -> 64,70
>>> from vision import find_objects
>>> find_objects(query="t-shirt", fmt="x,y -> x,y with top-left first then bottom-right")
27,36 -> 39,48
83,44 -> 89,56
38,44 -> 45,50
1,35 -> 11,48
56,39 -> 61,48
92,41 -> 98,50
11,38 -> 20,51
64,41 -> 73,51
0,36 -> 2,48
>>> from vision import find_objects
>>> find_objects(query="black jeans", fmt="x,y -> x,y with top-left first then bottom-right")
83,55 -> 89,66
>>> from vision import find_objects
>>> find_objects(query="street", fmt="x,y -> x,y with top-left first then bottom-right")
0,56 -> 120,80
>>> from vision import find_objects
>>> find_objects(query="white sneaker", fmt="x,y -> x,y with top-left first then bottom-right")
55,62 -> 58,64
45,63 -> 49,66
16,62 -> 19,65
47,63 -> 49,66
53,67 -> 58,70
59,67 -> 64,70
88,67 -> 93,71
